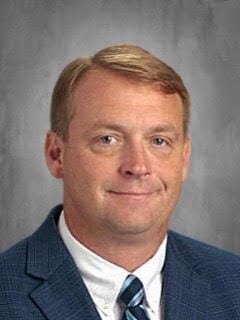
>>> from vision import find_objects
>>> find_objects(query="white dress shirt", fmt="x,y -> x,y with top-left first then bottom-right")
58,211 -> 167,320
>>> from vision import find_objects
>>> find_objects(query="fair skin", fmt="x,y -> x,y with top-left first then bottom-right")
45,69 -> 191,271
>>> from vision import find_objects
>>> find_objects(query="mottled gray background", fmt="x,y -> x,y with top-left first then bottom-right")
1,0 -> 240,254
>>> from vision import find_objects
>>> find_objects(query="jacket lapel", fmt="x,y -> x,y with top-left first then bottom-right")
30,259 -> 101,320
162,231 -> 210,320
27,205 -> 102,320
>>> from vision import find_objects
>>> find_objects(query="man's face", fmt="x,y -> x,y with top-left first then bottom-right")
47,69 -> 191,243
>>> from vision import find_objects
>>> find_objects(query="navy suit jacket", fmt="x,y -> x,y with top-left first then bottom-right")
1,204 -> 240,319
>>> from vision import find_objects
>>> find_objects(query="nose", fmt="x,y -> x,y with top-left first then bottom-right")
118,143 -> 151,179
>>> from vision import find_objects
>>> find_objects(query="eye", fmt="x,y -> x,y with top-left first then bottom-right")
152,137 -> 168,147
99,135 -> 117,145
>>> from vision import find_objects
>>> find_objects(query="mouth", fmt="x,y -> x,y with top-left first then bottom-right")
108,191 -> 156,199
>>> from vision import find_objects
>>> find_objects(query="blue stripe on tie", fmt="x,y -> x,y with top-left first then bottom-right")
120,274 -> 136,295
129,287 -> 144,306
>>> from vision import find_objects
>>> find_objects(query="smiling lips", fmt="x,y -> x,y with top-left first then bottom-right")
109,190 -> 157,198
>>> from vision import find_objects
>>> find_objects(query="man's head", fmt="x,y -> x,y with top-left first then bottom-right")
45,44 -> 191,262
50,44 -> 190,140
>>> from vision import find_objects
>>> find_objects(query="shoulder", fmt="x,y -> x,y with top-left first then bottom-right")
168,230 -> 240,262
0,205 -> 64,318
0,236 -> 40,318
0,236 -> 30,280
167,230 -> 240,282
0,204 -> 64,275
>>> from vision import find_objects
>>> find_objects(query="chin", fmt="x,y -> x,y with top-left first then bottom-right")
110,216 -> 161,235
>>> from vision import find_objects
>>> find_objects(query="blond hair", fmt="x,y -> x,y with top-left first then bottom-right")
50,44 -> 190,139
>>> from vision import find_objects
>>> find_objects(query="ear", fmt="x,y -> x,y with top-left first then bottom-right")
44,131 -> 64,178
182,135 -> 191,181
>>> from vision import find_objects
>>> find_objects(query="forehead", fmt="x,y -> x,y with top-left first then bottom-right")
70,69 -> 184,132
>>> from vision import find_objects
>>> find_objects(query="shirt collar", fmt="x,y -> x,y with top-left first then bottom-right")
58,211 -> 167,316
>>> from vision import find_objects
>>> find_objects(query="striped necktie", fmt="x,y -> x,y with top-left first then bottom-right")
119,274 -> 150,320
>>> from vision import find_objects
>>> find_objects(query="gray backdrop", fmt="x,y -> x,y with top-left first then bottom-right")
1,0 -> 240,254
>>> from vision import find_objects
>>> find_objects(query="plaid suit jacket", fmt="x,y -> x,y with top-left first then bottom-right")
1,204 -> 240,319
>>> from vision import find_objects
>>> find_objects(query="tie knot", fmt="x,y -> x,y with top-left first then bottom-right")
119,274 -> 145,307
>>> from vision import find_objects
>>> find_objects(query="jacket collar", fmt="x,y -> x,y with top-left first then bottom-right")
27,206 -> 209,319
27,205 -> 102,320
162,231 -> 210,319
27,205 -> 239,319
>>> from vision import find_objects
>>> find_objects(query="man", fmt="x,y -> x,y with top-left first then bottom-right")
1,44 -> 240,320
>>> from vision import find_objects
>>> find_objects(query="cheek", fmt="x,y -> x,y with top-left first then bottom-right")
157,157 -> 186,185
64,151 -> 114,187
